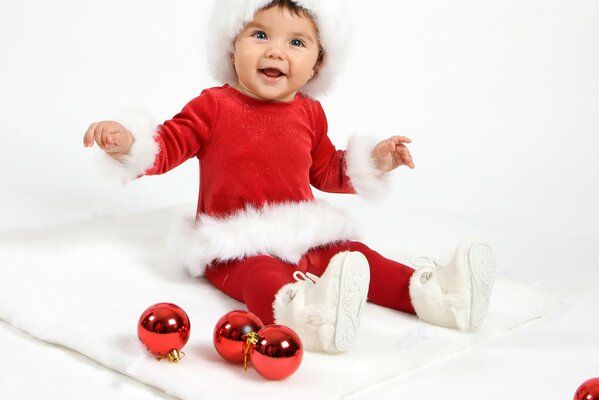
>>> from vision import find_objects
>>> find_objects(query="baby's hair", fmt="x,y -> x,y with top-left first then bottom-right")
262,0 -> 310,18
261,0 -> 326,71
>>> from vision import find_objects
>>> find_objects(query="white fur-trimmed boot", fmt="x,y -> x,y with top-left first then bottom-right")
408,241 -> 496,331
273,251 -> 370,353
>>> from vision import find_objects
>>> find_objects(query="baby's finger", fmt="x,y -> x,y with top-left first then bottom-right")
106,133 -> 117,146
104,132 -> 127,152
388,140 -> 397,152
96,124 -> 117,150
390,135 -> 412,144
94,128 -> 106,150
100,124 -> 113,148
84,123 -> 98,147
100,124 -> 123,149
397,144 -> 415,168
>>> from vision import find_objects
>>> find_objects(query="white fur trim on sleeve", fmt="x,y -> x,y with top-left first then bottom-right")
98,112 -> 160,182
345,135 -> 390,199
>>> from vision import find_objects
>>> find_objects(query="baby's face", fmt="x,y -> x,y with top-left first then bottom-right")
232,6 -> 320,102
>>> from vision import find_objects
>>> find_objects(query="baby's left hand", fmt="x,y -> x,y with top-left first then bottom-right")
371,135 -> 415,173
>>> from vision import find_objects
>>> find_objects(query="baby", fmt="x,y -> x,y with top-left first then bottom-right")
83,0 -> 496,353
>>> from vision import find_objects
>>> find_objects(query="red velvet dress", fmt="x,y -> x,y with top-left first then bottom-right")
141,84 -> 415,324
145,84 -> 354,216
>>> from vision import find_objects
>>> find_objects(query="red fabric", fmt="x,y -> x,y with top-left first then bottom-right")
142,85 -> 416,323
204,241 -> 416,325
144,84 -> 355,219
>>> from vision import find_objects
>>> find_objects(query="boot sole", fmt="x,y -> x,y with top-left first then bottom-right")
467,242 -> 496,330
334,252 -> 370,351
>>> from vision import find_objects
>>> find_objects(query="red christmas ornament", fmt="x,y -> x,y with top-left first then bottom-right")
213,310 -> 264,364
250,324 -> 303,380
138,303 -> 190,362
575,378 -> 599,400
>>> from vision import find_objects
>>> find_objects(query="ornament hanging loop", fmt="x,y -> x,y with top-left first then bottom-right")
243,332 -> 260,371
163,349 -> 185,363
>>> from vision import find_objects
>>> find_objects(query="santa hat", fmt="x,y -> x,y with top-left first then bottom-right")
206,0 -> 350,98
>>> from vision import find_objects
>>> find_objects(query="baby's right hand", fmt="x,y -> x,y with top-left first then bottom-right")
83,121 -> 134,159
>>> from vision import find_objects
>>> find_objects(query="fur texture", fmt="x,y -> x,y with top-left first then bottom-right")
0,204 -> 562,398
408,266 -> 460,329
345,135 -> 390,200
99,112 -> 160,182
409,240 -> 490,331
172,200 -> 359,277
273,251 -> 349,352
273,281 -> 335,352
206,0 -> 350,98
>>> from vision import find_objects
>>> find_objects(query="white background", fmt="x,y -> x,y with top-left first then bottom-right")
1,0 -> 598,398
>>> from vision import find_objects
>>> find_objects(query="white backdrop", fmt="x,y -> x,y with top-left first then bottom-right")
1,0 -> 598,237
1,0 -> 598,398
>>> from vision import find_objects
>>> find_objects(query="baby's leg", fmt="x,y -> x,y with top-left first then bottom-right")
305,241 -> 416,314
206,253 -> 370,353
304,241 -> 496,332
204,255 -> 296,325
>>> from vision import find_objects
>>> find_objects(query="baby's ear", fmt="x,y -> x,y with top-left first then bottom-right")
312,49 -> 326,78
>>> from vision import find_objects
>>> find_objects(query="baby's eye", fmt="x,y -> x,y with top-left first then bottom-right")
290,39 -> 304,47
252,31 -> 268,40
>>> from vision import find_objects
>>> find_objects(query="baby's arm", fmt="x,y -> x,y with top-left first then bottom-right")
83,121 -> 134,160
82,90 -> 216,180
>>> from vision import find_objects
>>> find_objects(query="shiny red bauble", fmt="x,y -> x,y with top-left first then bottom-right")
213,310 -> 264,363
250,324 -> 303,380
213,311 -> 304,380
574,378 -> 599,400
138,303 -> 190,361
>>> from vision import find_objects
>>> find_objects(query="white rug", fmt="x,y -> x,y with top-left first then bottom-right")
0,204 -> 560,399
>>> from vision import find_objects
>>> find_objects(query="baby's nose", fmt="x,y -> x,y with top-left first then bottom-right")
264,44 -> 285,60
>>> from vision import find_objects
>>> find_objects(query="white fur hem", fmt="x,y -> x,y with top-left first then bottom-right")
98,112 -> 160,182
345,135 -> 390,200
173,200 -> 359,277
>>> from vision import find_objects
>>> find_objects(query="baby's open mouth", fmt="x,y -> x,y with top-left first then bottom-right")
259,68 -> 286,78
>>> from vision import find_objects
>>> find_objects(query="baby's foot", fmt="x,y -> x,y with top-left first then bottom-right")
273,251 -> 370,353
458,242 -> 496,331
409,241 -> 496,331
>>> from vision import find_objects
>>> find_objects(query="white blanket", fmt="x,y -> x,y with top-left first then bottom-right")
0,204 -> 560,399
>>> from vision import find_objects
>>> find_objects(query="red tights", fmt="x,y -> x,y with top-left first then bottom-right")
204,241 -> 416,325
